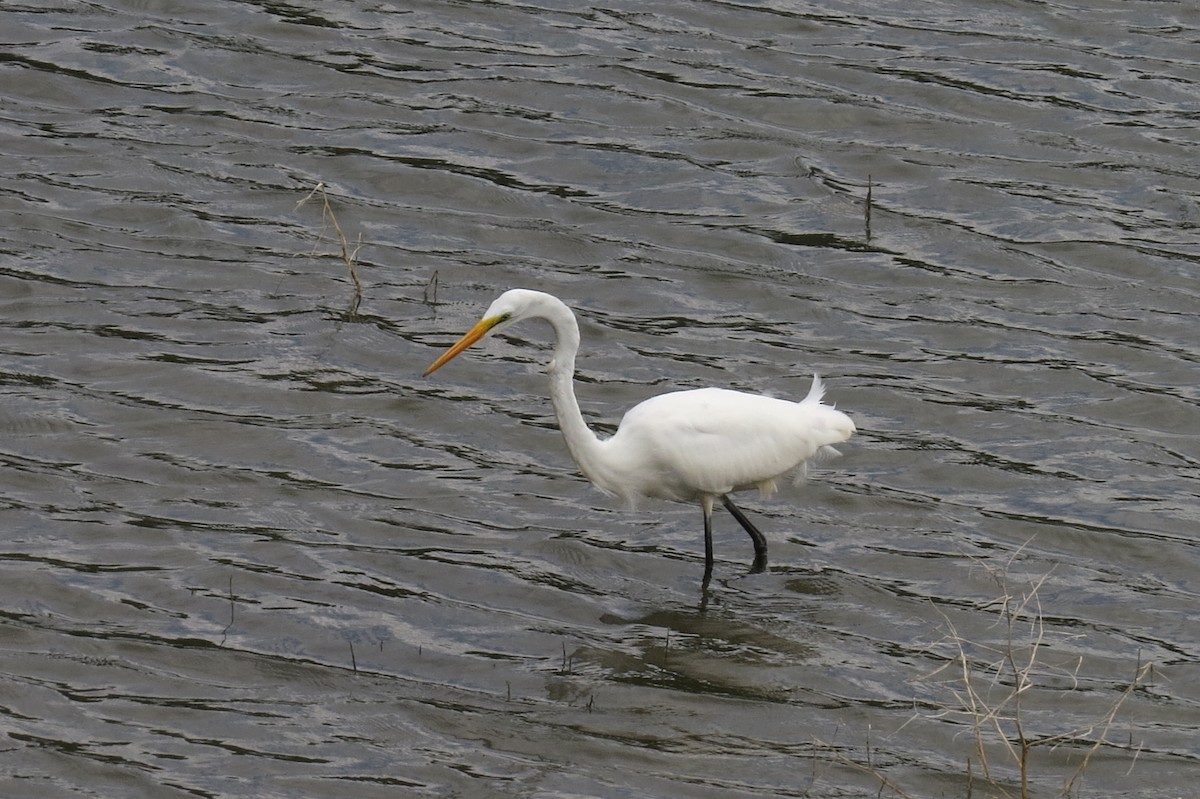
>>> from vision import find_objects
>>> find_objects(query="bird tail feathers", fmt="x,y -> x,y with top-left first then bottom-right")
801,373 -> 826,405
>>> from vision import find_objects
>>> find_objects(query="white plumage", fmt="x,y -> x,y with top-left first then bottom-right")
424,289 -> 855,581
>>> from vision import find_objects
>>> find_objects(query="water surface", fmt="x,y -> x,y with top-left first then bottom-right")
2,1 -> 1198,796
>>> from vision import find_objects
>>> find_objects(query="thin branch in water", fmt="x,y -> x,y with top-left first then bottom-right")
296,182 -> 364,314
220,575 -> 235,647
865,174 -> 873,241
810,736 -> 915,799
1060,659 -> 1153,797
914,549 -> 1152,799
423,269 -> 439,307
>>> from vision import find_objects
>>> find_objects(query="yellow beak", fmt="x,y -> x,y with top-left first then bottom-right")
423,316 -> 503,376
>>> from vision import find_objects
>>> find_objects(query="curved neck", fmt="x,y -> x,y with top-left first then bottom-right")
539,298 -> 607,480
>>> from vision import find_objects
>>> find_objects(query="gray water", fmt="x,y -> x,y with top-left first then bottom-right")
2,1 -> 1198,797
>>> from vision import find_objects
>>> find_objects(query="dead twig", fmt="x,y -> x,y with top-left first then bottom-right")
913,550 -> 1152,798
423,269 -> 439,307
865,174 -> 873,241
810,736 -> 915,799
296,182 -> 363,315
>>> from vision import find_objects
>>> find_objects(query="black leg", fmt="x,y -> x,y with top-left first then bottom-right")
702,499 -> 715,585
721,495 -> 768,573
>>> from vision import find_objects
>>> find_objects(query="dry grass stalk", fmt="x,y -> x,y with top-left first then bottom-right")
423,269 -> 439,306
914,550 -> 1152,798
296,182 -> 363,312
809,735 -> 915,799
865,174 -> 873,240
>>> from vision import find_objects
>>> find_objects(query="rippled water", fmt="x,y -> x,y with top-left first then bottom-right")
3,1 -> 1198,796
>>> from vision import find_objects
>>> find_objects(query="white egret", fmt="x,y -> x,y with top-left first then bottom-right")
423,289 -> 855,581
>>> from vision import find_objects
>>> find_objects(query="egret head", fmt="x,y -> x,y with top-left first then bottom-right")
423,289 -> 548,376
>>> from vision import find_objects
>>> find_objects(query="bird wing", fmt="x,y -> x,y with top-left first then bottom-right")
610,385 -> 848,502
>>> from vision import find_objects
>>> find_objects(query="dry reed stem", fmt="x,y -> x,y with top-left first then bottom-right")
296,182 -> 363,311
809,736 -> 915,799
423,269 -> 439,306
913,550 -> 1151,798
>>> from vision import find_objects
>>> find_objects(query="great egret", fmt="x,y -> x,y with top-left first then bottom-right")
423,289 -> 855,581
